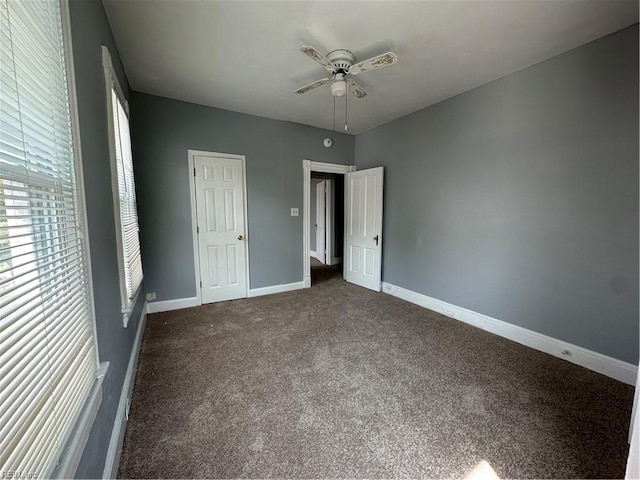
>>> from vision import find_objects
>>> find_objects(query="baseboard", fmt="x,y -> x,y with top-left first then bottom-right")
327,256 -> 342,266
146,284 -> 306,309
102,305 -> 147,479
146,296 -> 198,314
310,251 -> 326,263
382,282 -> 638,385
310,251 -> 340,265
630,373 -> 640,444
249,281 -> 304,298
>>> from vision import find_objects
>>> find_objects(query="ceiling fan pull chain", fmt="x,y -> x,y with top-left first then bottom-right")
345,93 -> 348,131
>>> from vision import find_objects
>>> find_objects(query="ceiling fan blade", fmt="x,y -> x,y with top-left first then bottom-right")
300,46 -> 335,72
294,77 -> 331,94
347,79 -> 367,99
348,51 -> 397,76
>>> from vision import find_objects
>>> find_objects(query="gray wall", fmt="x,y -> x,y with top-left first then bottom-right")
68,0 -> 146,477
130,93 -> 354,298
355,25 -> 639,364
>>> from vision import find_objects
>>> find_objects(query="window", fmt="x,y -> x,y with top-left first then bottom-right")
102,47 -> 143,326
0,0 -> 101,477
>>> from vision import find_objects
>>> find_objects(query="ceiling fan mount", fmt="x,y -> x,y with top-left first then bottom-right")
295,45 -> 398,99
325,49 -> 356,73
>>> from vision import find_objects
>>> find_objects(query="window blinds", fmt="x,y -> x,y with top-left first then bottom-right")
108,80 -> 143,314
0,0 -> 97,477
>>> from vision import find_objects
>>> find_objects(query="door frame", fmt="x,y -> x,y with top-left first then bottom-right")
303,159 -> 354,288
188,149 -> 250,305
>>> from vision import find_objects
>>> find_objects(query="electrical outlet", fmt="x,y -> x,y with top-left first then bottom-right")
291,208 -> 299,217
444,308 -> 455,317
146,292 -> 156,301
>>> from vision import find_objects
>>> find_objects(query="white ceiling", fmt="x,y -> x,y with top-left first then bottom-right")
102,0 -> 638,135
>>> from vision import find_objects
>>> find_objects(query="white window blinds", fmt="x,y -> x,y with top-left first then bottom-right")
0,0 -> 97,477
102,48 -> 143,324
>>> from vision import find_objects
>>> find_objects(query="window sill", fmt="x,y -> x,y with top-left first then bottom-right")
121,283 -> 143,328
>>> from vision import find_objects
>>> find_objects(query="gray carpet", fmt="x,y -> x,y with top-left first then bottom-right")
118,262 -> 634,478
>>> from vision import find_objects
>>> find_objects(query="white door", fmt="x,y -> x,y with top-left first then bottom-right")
344,167 -> 383,291
316,180 -> 326,264
324,179 -> 334,265
194,154 -> 247,303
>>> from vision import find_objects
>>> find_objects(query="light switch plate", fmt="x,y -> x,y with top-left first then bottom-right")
291,208 -> 299,217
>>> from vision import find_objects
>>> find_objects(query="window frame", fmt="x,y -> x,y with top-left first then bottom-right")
62,0 -> 100,367
101,46 -> 143,328
59,0 -> 109,474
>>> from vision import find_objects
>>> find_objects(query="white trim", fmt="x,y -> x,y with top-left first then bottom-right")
310,252 -> 342,266
102,46 -> 127,318
303,160 -> 353,288
626,371 -> 639,477
328,256 -> 342,266
102,45 -> 142,325
315,180 -> 326,264
188,150 -> 250,306
102,305 -> 147,479
188,152 -> 201,305
382,282 -> 638,385
147,297 -> 199,314
100,48 -> 127,113
61,0 -> 101,369
629,371 -> 639,443
53,6 -> 106,478
248,281 -> 305,298
121,286 -> 141,328
325,178 -> 334,265
53,362 -> 108,479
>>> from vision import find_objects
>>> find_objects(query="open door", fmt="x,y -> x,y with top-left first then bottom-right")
324,179 -> 335,265
316,180 -> 326,264
344,167 -> 383,291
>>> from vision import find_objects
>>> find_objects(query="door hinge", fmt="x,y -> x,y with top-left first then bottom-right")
200,280 -> 202,288
197,225 -> 199,234
193,167 -> 196,177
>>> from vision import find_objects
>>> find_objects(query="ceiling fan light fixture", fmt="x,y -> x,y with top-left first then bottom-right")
295,45 -> 395,103
331,78 -> 347,97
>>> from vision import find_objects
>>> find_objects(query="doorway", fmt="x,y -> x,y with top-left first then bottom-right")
302,160 -> 352,288
302,159 -> 384,291
310,173 -> 344,285
310,174 -> 344,266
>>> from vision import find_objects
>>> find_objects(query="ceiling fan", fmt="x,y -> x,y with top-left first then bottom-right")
294,46 -> 398,99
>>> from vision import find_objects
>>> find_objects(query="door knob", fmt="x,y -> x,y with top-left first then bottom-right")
238,235 -> 244,240
374,235 -> 379,246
